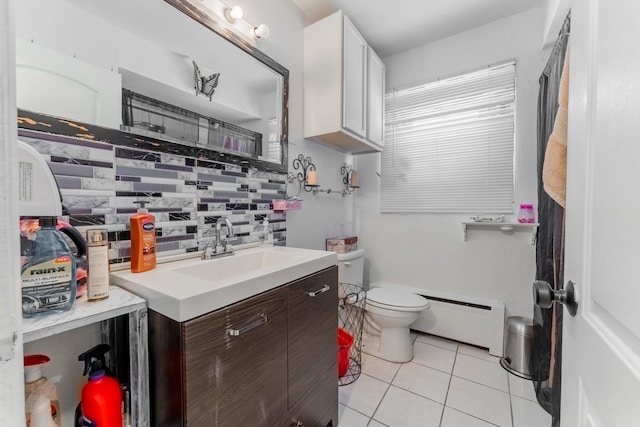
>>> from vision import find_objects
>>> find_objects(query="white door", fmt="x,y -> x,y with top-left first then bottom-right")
562,0 -> 640,424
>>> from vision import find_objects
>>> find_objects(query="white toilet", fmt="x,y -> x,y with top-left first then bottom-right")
337,249 -> 430,363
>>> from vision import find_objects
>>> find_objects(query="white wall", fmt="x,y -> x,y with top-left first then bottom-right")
542,0 -> 572,47
354,7 -> 550,318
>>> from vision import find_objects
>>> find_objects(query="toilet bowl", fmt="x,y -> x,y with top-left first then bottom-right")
362,287 -> 429,362
336,250 -> 430,363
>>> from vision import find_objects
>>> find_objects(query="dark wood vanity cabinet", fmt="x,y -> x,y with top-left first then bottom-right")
148,266 -> 338,427
287,267 -> 339,426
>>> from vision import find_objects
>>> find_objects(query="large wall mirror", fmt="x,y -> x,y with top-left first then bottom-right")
35,0 -> 289,172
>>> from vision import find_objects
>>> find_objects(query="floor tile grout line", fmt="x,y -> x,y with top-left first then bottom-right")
443,406 -> 503,427
339,402 -> 382,426
443,345 -> 508,427
367,380 -> 392,426
449,372 -> 510,394
438,346 -> 458,426
456,350 -> 501,364
507,369 -> 515,427
413,339 -> 459,353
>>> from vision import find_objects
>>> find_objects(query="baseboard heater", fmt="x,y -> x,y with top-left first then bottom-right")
371,283 -> 505,356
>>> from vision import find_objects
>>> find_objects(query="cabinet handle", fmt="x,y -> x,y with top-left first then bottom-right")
226,314 -> 268,336
307,285 -> 330,297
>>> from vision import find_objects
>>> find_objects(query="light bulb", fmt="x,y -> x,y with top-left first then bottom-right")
252,24 -> 270,39
224,5 -> 243,23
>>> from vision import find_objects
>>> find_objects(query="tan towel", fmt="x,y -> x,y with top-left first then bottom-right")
543,46 -> 570,208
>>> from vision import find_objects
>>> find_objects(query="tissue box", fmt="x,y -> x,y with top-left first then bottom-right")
326,236 -> 358,253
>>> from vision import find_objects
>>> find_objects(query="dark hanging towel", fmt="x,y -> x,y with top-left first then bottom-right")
531,12 -> 570,427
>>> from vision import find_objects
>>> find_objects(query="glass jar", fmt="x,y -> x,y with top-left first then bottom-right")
517,204 -> 535,223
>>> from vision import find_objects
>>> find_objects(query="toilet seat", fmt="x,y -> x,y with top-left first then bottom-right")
366,288 -> 429,312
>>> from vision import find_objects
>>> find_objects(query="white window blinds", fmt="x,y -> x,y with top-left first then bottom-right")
381,62 -> 516,213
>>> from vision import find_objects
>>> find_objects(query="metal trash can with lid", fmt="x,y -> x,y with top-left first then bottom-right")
500,316 -> 534,380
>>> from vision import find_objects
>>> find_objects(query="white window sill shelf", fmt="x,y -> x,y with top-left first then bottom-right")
462,221 -> 539,245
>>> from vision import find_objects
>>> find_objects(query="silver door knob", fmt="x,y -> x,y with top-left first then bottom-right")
533,280 -> 579,317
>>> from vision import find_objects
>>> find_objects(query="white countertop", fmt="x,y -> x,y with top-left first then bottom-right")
110,245 -> 337,322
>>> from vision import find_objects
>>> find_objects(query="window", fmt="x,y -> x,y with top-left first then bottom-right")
267,117 -> 281,162
381,62 -> 516,213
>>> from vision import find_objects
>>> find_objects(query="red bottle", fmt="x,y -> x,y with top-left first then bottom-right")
81,370 -> 122,427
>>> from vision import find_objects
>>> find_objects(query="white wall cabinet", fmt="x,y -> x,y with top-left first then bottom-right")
367,46 -> 385,147
304,10 -> 385,153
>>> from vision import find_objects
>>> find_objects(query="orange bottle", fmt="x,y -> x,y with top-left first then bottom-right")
130,201 -> 156,273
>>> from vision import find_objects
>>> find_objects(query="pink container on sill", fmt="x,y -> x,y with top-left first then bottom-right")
517,204 -> 535,223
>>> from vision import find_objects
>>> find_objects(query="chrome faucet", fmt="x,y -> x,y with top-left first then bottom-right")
215,216 -> 235,253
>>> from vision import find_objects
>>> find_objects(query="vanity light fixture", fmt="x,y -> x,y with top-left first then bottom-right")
224,5 -> 243,23
181,0 -> 270,46
252,24 -> 271,39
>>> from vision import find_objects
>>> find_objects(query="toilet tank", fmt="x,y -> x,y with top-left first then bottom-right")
336,249 -> 365,286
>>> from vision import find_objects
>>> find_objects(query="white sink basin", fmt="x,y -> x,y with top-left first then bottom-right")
110,245 -> 337,322
173,249 -> 307,282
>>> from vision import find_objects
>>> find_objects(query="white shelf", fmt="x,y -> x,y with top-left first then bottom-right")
23,286 -> 145,342
462,222 -> 539,245
23,286 -> 149,426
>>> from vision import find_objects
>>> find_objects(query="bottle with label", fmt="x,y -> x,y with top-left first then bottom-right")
21,216 -> 77,316
86,229 -> 110,301
130,201 -> 156,273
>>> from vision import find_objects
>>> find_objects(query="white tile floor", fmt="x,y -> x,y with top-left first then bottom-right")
338,332 -> 552,427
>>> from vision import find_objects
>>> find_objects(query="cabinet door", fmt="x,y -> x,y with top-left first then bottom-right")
367,46 -> 385,148
183,287 -> 288,427
342,16 -> 367,138
289,368 -> 338,427
288,267 -> 338,409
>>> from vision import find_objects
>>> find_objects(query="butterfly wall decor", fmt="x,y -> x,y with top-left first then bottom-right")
193,61 -> 220,101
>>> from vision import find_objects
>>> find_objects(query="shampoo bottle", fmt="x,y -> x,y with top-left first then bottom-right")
129,201 -> 156,273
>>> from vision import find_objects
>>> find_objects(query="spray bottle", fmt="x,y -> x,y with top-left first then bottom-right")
24,354 -> 61,427
74,344 -> 117,427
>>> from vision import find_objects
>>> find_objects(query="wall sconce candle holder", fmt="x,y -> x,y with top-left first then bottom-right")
342,163 -> 360,195
292,154 -> 321,193
291,154 -> 360,197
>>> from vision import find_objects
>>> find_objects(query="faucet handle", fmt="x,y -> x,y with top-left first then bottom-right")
202,243 -> 214,259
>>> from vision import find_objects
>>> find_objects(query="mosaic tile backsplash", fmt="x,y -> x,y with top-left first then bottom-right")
18,128 -> 287,265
